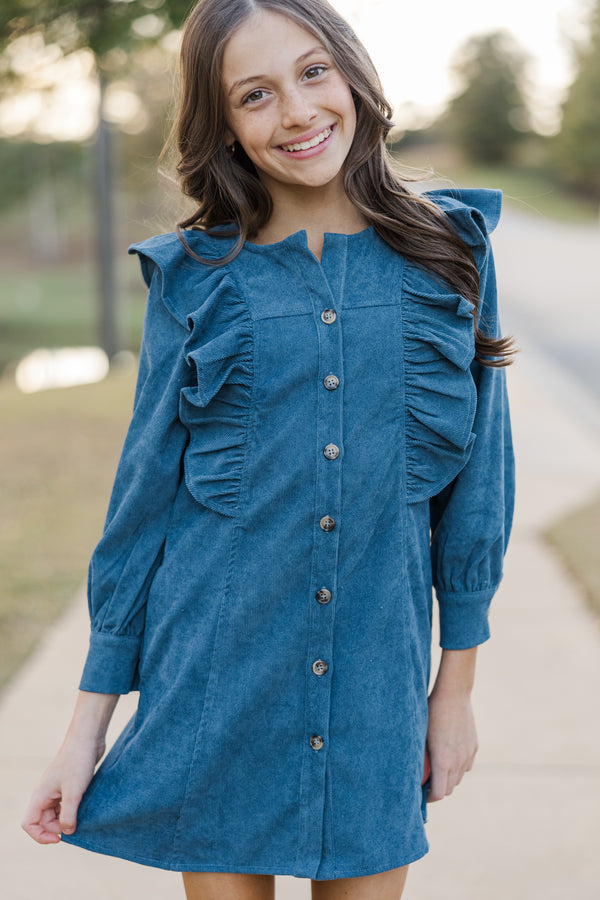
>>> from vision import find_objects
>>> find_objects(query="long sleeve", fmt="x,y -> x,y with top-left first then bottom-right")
79,259 -> 191,693
429,229 -> 515,650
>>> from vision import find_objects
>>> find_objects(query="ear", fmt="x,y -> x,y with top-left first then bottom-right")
224,127 -> 236,147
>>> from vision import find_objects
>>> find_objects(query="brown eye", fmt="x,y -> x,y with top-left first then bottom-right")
243,89 -> 266,104
304,65 -> 327,80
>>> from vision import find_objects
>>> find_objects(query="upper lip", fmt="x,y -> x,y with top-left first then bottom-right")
278,124 -> 335,147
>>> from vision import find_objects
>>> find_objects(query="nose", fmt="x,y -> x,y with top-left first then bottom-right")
280,87 -> 317,130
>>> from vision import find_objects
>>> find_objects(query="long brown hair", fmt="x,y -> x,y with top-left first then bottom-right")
171,0 -> 515,366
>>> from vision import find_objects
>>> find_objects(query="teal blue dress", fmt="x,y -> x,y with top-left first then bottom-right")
62,188 -> 514,879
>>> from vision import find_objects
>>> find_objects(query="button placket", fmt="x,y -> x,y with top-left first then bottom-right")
293,240 -> 346,877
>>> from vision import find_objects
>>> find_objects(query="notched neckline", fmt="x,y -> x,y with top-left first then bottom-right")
243,225 -> 375,259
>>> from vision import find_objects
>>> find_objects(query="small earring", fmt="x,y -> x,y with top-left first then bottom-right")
227,142 -> 236,157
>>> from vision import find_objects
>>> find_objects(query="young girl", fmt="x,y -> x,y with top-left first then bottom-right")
22,1 -> 515,897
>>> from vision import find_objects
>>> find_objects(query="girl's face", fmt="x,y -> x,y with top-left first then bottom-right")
222,10 -> 357,202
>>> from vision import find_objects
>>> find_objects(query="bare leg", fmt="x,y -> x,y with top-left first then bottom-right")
311,865 -> 409,900
182,872 -> 275,900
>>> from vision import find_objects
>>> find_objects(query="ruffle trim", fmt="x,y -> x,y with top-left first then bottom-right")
423,187 -> 502,255
129,234 -> 253,517
403,189 -> 500,503
402,262 -> 477,503
180,272 -> 253,517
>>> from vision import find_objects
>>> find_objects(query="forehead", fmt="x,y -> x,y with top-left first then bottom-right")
222,9 -> 327,86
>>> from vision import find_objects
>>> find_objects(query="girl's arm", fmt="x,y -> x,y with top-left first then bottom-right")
78,257 -> 192,696
424,207 -> 514,800
423,648 -> 478,801
21,691 -> 119,843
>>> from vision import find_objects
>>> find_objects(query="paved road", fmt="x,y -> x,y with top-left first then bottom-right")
492,205 -> 600,431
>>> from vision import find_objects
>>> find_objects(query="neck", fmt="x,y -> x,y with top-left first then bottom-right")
255,178 -> 369,253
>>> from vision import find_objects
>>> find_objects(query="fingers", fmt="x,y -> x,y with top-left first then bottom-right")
22,823 -> 62,844
22,784 -> 82,844
22,795 -> 62,845
427,748 -> 477,802
22,735 -> 100,846
428,765 -> 456,802
427,762 -> 448,803
59,791 -> 81,835
424,693 -> 479,803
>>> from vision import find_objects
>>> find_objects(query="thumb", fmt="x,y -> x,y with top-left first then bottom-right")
59,792 -> 81,835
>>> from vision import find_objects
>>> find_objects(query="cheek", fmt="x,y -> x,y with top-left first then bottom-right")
233,117 -> 273,156
340,93 -> 357,139
330,80 -> 357,133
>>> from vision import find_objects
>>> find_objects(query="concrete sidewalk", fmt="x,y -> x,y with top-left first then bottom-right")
2,339 -> 599,900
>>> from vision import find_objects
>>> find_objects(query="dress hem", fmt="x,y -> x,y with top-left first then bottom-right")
59,832 -> 430,879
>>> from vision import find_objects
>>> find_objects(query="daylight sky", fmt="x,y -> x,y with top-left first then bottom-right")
0,0 -> 593,140
335,0 -> 592,133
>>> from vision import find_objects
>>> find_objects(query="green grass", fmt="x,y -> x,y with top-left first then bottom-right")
442,163 -> 598,224
394,144 -> 599,224
545,495 -> 600,621
0,259 -> 147,371
0,371 -> 137,692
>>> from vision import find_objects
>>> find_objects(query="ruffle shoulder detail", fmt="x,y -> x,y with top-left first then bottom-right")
129,232 -> 253,517
402,189 -> 501,504
128,230 -> 240,326
423,187 -> 502,254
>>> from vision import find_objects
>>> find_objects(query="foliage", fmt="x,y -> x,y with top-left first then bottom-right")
0,0 -> 192,64
0,138 -> 89,212
444,30 -> 531,165
551,0 -> 600,198
0,2 -> 193,357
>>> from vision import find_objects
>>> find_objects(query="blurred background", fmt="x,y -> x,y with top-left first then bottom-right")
0,2 -> 599,897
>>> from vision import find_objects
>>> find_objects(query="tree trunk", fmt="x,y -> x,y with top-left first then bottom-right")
96,71 -> 119,360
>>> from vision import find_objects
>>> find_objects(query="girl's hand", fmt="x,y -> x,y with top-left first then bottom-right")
21,736 -> 105,843
424,686 -> 478,802
21,690 -> 118,844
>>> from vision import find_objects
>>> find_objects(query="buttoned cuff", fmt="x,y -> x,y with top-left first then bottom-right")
79,632 -> 142,694
435,587 -> 497,649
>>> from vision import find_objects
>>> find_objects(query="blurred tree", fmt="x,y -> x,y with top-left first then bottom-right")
0,139 -> 87,214
552,0 -> 600,198
0,0 -> 191,357
445,30 -> 530,164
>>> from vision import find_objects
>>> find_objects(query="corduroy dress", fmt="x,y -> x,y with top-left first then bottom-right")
61,188 -> 515,880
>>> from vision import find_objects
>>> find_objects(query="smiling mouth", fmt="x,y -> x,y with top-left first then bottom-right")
280,126 -> 333,153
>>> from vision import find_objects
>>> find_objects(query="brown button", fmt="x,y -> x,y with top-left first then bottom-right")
323,374 -> 339,391
319,515 -> 336,532
312,660 -> 328,676
309,734 -> 324,750
315,588 -> 332,604
323,443 -> 340,460
321,308 -> 337,324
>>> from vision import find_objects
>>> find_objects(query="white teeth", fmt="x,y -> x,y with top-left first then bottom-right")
281,127 -> 332,152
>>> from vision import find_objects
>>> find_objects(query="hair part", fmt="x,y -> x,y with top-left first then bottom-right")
169,0 -> 516,367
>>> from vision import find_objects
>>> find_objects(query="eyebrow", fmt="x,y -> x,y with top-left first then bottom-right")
227,45 -> 328,96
